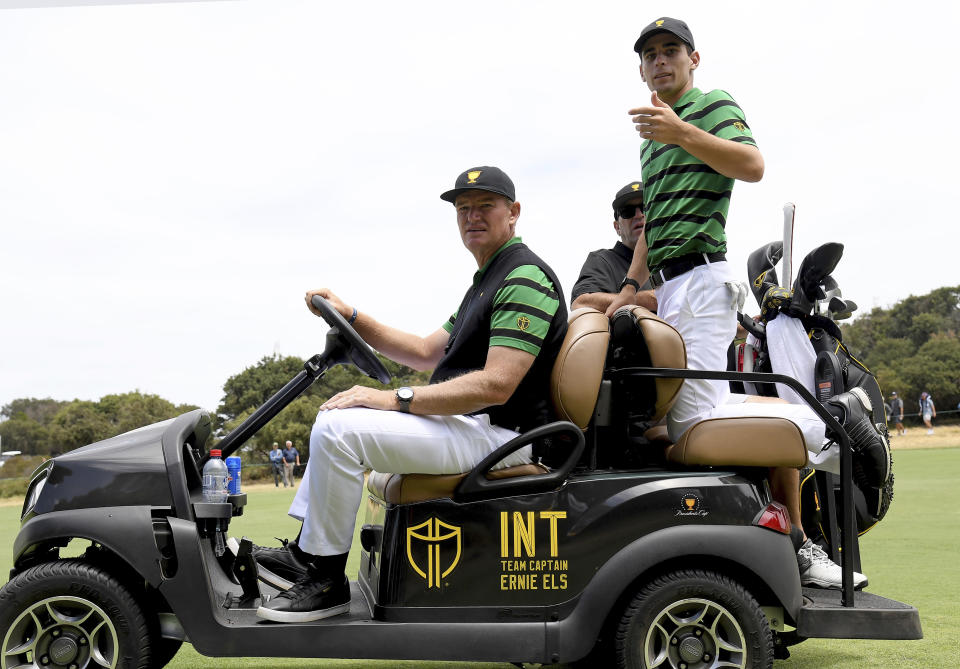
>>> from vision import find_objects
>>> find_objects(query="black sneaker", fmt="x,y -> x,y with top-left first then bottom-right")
226,537 -> 309,591
825,387 -> 892,487
256,574 -> 351,623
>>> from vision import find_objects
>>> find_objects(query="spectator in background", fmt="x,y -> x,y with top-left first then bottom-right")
889,392 -> 905,436
269,442 -> 285,487
282,440 -> 300,487
919,392 -> 936,435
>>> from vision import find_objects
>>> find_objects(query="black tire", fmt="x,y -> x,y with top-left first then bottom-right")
614,569 -> 773,669
0,559 -> 154,669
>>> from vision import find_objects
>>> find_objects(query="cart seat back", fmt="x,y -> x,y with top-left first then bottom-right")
367,308 -> 610,504
550,307 -> 610,429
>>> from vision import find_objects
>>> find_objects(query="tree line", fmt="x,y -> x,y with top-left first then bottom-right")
840,286 -> 959,415
0,356 -> 429,470
2,285 -> 956,467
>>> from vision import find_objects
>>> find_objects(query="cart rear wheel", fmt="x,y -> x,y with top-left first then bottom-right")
615,569 -> 773,669
0,560 -> 153,669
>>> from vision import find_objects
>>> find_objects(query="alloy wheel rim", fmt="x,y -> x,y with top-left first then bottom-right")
2,596 -> 119,669
643,597 -> 747,669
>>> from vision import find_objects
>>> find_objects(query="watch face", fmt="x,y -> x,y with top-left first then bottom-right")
397,387 -> 414,402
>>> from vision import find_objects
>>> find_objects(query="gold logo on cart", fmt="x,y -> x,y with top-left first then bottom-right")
407,518 -> 462,588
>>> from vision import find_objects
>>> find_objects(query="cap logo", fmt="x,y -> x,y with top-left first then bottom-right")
631,183 -> 640,191
656,20 -> 665,26
467,170 -> 482,184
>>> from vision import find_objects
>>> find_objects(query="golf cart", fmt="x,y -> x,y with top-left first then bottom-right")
1,296 -> 921,669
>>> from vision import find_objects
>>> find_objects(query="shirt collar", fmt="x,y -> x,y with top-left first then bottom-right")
613,241 -> 633,261
673,87 -> 702,110
474,237 -> 522,283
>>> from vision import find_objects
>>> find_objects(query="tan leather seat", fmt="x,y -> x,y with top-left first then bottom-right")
551,307 -> 610,428
368,307 -> 610,504
620,306 -> 686,422
621,306 -> 807,469
665,416 -> 808,468
367,464 -> 549,505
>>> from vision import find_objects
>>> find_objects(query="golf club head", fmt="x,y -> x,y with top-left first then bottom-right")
747,241 -> 783,308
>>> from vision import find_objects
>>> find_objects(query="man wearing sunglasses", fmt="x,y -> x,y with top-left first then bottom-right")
605,17 -> 889,590
571,180 -> 657,313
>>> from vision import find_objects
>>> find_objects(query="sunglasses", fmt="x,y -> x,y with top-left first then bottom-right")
617,204 -> 643,219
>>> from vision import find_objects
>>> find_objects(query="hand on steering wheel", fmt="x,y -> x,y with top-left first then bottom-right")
305,288 -> 352,321
308,292 -> 390,384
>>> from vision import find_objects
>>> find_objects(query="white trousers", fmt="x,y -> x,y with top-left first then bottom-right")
288,408 -> 528,556
656,261 -> 835,472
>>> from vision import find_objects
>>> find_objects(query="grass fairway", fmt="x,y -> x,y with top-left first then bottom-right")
2,451 -> 958,668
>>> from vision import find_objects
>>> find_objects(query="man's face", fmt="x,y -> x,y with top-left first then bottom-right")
613,196 -> 645,248
455,190 -> 520,263
639,33 -> 698,101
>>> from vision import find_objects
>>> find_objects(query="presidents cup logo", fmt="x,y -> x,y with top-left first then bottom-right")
677,493 -> 708,517
467,170 -> 482,184
407,518 -> 462,588
631,183 -> 640,191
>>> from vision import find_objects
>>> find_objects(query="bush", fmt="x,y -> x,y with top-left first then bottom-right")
0,477 -> 29,500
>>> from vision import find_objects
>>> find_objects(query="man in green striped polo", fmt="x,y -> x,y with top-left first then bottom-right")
606,18 -> 875,590
607,16 -> 765,441
257,166 -> 568,623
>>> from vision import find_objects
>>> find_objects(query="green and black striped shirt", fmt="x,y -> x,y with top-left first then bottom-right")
443,237 -> 560,356
641,87 -> 757,270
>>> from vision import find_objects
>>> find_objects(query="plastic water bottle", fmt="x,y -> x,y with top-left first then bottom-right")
202,449 -> 230,503
226,456 -> 241,495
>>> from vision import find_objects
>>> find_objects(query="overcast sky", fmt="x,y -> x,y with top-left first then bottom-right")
1,0 -> 957,415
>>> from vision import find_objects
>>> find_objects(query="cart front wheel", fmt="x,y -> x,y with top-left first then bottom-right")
0,560 -> 153,669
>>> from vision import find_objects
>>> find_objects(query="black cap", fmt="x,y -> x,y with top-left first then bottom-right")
612,180 -> 644,215
634,17 -> 695,54
440,166 -> 515,203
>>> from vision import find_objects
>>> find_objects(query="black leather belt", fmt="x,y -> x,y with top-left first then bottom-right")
649,252 -> 726,288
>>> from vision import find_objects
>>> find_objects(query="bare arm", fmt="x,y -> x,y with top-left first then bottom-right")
319,345 -> 536,416
604,234 -> 652,317
630,92 -> 764,183
572,289 -> 657,313
305,288 -> 448,371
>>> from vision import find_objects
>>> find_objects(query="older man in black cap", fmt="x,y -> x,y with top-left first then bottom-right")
571,180 -> 656,312
256,166 -> 568,623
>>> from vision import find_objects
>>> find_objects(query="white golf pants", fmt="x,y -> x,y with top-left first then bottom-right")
288,408 -> 528,556
656,261 -> 834,472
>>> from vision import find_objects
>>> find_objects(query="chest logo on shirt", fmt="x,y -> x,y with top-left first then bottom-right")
516,316 -> 531,331
733,121 -> 746,132
467,170 -> 482,183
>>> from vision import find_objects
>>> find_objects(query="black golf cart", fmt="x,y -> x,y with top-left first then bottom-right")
0,297 -> 921,669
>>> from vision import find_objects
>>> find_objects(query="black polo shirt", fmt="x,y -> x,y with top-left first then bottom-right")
571,241 -> 652,302
431,239 -> 567,433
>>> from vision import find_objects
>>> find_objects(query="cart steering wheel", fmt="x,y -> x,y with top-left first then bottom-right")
311,295 -> 391,384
